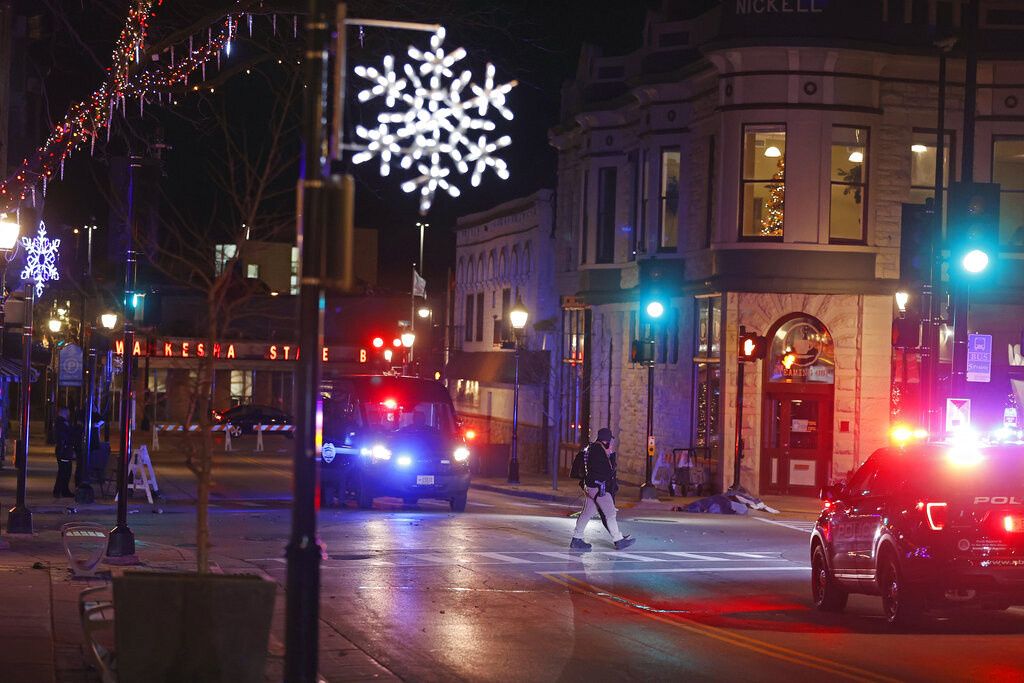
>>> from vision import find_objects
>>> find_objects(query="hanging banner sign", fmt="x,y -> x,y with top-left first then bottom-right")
58,343 -> 83,386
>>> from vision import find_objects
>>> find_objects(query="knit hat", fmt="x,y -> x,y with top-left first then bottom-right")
596,427 -> 614,443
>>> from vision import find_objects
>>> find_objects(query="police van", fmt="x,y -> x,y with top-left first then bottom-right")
318,375 -> 471,511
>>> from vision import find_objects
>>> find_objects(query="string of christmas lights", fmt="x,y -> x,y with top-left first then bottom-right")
0,2 -> 297,217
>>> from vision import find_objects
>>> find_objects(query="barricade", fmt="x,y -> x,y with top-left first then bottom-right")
115,445 -> 159,504
61,522 -> 110,578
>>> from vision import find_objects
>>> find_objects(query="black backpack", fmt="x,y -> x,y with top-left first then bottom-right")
569,444 -> 590,480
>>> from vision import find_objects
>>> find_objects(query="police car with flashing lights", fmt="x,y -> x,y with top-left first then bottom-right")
317,375 -> 471,511
811,440 -> 1024,626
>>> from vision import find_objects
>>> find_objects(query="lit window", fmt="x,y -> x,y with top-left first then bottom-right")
830,126 -> 869,243
659,149 -> 680,250
992,138 -> 1024,249
214,244 -> 237,275
741,125 -> 786,239
909,130 -> 952,223
246,263 -> 260,279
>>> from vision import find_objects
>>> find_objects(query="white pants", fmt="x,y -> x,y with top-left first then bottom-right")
572,486 -> 623,542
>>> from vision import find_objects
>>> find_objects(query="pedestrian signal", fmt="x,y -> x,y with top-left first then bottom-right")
738,333 -> 767,362
631,339 -> 655,364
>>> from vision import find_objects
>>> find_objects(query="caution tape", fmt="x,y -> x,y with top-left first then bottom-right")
154,423 -> 295,432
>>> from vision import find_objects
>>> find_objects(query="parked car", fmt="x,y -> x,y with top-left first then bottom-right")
213,404 -> 294,438
318,375 -> 471,511
810,440 -> 1024,626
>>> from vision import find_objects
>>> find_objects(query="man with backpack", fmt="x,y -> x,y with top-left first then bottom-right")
569,427 -> 635,551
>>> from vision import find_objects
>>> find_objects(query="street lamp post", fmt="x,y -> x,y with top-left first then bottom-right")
507,297 -> 528,484
640,300 -> 663,501
7,283 -> 34,534
0,217 -> 19,543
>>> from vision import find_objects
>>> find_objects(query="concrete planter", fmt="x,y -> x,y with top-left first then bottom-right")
113,571 -> 276,683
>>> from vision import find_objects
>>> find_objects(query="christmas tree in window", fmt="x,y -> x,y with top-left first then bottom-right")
760,157 -> 785,236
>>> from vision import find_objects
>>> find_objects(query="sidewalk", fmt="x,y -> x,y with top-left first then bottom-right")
470,471 -> 825,518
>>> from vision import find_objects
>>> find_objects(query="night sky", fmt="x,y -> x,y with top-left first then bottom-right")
27,0 -> 667,296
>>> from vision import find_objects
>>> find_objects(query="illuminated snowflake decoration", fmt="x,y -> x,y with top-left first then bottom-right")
352,27 -> 517,214
20,222 -> 60,296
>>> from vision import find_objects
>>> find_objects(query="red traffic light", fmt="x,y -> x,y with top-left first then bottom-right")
738,333 -> 767,362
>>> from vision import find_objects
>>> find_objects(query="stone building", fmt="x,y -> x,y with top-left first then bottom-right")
549,0 -> 1024,495
449,190 -> 558,475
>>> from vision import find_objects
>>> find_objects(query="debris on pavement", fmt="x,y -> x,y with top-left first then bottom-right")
677,494 -> 748,515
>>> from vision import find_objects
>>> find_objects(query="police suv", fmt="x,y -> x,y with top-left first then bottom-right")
811,440 -> 1024,625
318,375 -> 471,511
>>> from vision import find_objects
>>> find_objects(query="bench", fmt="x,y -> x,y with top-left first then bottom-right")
61,522 -> 110,578
79,584 -> 116,683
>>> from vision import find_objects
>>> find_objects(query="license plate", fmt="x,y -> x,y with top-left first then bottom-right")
416,475 -> 434,485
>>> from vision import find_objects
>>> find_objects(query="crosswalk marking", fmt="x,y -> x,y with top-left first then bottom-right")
266,549 -> 791,569
754,518 -> 817,533
657,551 -> 726,561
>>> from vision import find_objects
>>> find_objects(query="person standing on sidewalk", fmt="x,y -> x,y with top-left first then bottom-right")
52,407 -> 76,498
570,427 -> 635,551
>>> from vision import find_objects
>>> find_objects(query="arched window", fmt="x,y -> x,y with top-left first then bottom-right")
477,254 -> 485,282
499,249 -> 507,280
523,244 -> 531,275
510,247 -> 519,279
465,256 -> 474,285
457,257 -> 465,285
487,251 -> 495,281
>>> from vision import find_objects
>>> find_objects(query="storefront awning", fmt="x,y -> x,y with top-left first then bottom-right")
0,358 -> 39,382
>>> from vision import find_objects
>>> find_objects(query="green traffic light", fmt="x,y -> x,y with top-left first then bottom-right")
962,248 -> 989,274
646,301 -> 664,319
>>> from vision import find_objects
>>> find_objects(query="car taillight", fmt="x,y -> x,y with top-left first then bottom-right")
917,501 -> 948,530
1005,515 -> 1024,533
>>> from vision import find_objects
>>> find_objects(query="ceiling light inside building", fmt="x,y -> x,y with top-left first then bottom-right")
848,150 -> 864,163
911,144 -> 928,153
764,146 -> 782,158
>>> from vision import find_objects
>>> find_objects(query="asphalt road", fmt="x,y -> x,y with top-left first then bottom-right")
9,435 -> 1024,682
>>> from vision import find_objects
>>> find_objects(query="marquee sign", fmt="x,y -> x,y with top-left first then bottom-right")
113,338 -> 369,364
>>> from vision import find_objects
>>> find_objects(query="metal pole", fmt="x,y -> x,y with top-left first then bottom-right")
107,158 -> 139,561
76,324 -> 96,504
732,326 -> 746,490
508,340 -> 520,483
7,285 -> 33,534
285,1 -> 334,679
952,0 -> 979,400
640,359 -> 658,499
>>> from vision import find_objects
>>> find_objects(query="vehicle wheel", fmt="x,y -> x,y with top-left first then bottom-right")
354,474 -> 374,510
879,553 -> 920,627
228,425 -> 242,438
811,544 -> 848,612
450,491 -> 468,512
402,497 -> 418,505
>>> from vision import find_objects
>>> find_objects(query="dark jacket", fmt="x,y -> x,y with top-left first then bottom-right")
54,417 -> 76,462
583,441 -> 614,488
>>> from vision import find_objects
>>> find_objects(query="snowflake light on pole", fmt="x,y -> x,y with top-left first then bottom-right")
20,222 -> 60,296
352,28 -> 517,214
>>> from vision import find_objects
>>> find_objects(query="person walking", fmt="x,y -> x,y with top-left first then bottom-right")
570,427 -> 635,551
52,407 -> 76,498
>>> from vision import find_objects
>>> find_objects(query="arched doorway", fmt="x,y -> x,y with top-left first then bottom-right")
759,314 -> 836,495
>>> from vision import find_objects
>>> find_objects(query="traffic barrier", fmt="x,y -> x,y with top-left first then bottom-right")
255,424 -> 263,452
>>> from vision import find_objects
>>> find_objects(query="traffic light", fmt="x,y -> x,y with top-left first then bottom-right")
738,332 -> 767,362
949,182 -> 1000,276
900,202 -> 933,286
631,339 -> 655,364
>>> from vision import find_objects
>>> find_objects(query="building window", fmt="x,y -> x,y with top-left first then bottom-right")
214,244 -> 237,275
290,246 -> 299,294
464,294 -> 474,342
992,138 -> 1024,248
230,370 -> 253,406
596,166 -> 617,263
659,148 -> 680,250
475,292 -> 485,341
909,129 -> 953,226
830,126 -> 869,244
559,307 -> 591,468
246,263 -> 260,279
741,125 -> 786,239
639,150 -> 649,255
628,151 -> 639,260
692,294 -> 722,467
704,136 -> 716,248
580,169 -> 589,264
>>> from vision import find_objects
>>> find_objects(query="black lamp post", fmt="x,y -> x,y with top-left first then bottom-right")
507,297 -> 528,484
640,300 -> 663,501
7,283 -> 34,535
